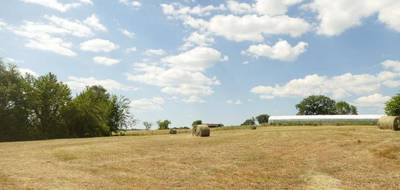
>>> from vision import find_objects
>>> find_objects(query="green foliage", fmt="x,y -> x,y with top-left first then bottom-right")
241,117 -> 256,126
296,95 -> 337,115
0,59 -> 134,141
157,120 -> 171,130
385,93 -> 400,116
143,121 -> 152,130
31,73 -> 72,138
192,120 -> 202,126
335,101 -> 358,115
256,114 -> 269,124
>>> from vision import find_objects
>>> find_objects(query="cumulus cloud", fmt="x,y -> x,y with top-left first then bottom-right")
227,0 -> 303,16
161,3 -> 226,17
119,0 -> 141,9
18,68 -> 39,77
305,0 -> 400,36
80,38 -> 119,52
126,47 -> 137,53
127,47 -> 226,103
130,97 -> 165,111
207,14 -> 310,42
243,40 -> 308,61
8,14 -> 107,56
181,32 -> 214,50
21,0 -> 92,12
382,60 -> 400,72
354,93 -> 391,108
251,60 -> 400,107
66,76 -> 135,92
143,49 -> 167,57
84,14 -> 107,32
120,29 -> 135,39
93,56 -> 120,66
226,99 -> 243,105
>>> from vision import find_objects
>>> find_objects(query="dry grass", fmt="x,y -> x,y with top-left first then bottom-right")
1,125 -> 400,189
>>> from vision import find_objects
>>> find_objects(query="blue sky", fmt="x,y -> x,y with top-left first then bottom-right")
1,0 -> 400,128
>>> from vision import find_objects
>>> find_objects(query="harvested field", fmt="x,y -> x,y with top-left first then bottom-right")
0,125 -> 400,189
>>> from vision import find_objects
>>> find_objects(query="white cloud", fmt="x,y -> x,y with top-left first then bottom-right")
243,40 -> 308,61
162,46 -> 223,71
130,97 -> 165,112
161,3 -> 226,17
0,20 -> 7,29
126,47 -> 137,53
119,0 -> 141,9
127,47 -> 226,103
120,29 -> 135,39
44,15 -> 94,37
21,0 -> 92,12
80,38 -> 119,52
181,32 -> 214,50
227,0 -> 254,15
143,49 -> 167,57
305,0 -> 400,36
207,14 -> 310,42
354,93 -> 391,108
227,0 -> 303,16
18,68 -> 38,77
251,60 -> 400,100
66,76 -> 135,92
93,56 -> 120,66
382,60 -> 400,72
226,99 -> 243,105
84,14 -> 107,32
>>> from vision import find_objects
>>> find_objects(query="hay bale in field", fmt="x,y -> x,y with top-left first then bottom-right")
169,128 -> 177,134
192,125 -> 197,136
250,125 -> 257,130
377,116 -> 400,130
195,125 -> 210,137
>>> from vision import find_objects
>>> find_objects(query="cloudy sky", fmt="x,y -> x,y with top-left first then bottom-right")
1,0 -> 400,127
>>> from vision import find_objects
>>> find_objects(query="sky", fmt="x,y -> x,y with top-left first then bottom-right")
0,0 -> 400,128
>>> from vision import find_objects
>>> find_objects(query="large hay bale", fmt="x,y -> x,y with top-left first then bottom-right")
191,125 -> 197,136
195,125 -> 210,137
377,116 -> 400,130
250,125 -> 257,130
169,128 -> 177,134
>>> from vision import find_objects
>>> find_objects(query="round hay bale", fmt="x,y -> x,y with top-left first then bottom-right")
195,125 -> 210,137
191,125 -> 197,136
250,125 -> 257,130
169,128 -> 177,134
377,116 -> 400,130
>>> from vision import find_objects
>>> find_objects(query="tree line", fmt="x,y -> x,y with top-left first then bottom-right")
0,60 -> 133,142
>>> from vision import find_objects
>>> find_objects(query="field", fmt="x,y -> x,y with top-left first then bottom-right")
1,125 -> 400,190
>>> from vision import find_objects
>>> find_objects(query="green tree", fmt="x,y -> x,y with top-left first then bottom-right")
31,73 -> 72,138
256,114 -> 269,124
192,120 -> 202,127
385,93 -> 400,116
157,120 -> 171,130
65,86 -> 112,137
335,101 -> 358,115
0,61 -> 33,141
143,121 -> 152,130
108,95 -> 133,133
241,117 -> 256,126
296,95 -> 337,115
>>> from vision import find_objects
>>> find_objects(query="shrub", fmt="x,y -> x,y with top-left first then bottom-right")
256,114 -> 269,124
241,117 -> 256,126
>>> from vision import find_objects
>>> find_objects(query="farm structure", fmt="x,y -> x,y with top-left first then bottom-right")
269,115 -> 383,125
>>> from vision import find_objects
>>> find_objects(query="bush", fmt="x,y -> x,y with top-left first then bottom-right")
385,93 -> 400,116
241,117 -> 256,126
192,120 -> 202,126
157,120 -> 171,130
256,114 -> 269,124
